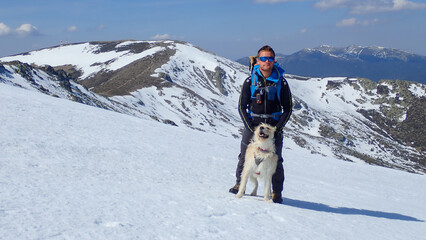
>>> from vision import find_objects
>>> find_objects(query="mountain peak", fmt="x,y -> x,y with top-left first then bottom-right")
308,45 -> 419,61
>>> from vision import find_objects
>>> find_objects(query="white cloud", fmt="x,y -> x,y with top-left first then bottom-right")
315,0 -> 349,10
151,34 -> 170,40
388,0 -> 426,11
336,18 -> 357,26
336,17 -> 380,26
315,0 -> 426,14
0,22 -> 12,36
15,24 -> 40,36
0,23 -> 41,37
150,34 -> 184,41
66,26 -> 78,32
356,0 -> 426,13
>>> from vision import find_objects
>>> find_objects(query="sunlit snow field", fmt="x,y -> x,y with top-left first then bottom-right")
1,84 -> 425,239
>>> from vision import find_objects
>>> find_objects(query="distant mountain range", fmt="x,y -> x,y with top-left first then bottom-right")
0,40 -> 425,173
237,45 -> 426,84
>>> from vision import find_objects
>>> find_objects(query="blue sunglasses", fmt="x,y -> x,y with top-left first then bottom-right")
258,56 -> 275,62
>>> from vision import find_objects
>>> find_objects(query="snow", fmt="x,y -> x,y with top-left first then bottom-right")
1,83 -> 425,240
288,78 -> 357,114
1,65 -> 68,98
289,77 -> 382,114
156,42 -> 244,100
408,84 -> 425,97
0,42 -> 165,79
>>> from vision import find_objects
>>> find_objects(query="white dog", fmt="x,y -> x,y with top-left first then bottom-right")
236,123 -> 278,202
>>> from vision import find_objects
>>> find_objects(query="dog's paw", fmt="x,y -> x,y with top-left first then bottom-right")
236,193 -> 243,198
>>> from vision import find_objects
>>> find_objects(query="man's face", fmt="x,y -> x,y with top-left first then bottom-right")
258,50 -> 276,73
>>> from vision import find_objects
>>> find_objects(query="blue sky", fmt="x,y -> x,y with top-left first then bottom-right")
1,0 -> 426,59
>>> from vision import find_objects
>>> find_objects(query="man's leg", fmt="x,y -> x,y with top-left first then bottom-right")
272,133 -> 284,203
272,160 -> 284,193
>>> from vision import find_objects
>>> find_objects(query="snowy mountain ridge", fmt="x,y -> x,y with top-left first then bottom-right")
1,40 -> 245,137
0,40 -> 425,173
302,45 -> 420,62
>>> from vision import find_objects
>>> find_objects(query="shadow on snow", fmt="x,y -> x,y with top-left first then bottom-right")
283,198 -> 424,222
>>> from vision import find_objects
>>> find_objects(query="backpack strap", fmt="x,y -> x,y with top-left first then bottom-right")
250,66 -> 259,99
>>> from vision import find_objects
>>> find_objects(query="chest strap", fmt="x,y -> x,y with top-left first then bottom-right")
250,112 -> 281,119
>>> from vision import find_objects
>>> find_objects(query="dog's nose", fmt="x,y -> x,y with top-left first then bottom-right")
260,126 -> 264,130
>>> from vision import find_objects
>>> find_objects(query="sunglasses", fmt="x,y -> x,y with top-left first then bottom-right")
258,56 -> 275,62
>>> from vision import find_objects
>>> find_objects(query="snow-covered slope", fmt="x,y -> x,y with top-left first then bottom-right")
1,83 -> 425,240
1,40 -> 246,137
287,76 -> 425,173
0,61 -> 141,116
1,40 -> 424,173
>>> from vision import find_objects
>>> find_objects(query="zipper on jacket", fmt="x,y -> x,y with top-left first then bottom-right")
261,76 -> 267,123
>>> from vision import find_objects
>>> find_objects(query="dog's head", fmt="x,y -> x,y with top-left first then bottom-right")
254,123 -> 276,141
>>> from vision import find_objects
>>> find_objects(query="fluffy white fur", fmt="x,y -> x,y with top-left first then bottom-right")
236,123 -> 278,202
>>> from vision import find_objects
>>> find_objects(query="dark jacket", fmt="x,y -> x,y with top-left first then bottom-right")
238,64 -> 292,133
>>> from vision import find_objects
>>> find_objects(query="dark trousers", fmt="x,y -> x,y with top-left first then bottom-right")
235,127 -> 285,193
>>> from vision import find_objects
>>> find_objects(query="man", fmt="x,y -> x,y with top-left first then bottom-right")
229,45 -> 292,203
